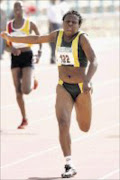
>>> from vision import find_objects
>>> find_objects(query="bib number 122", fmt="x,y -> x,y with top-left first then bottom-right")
60,55 -> 70,63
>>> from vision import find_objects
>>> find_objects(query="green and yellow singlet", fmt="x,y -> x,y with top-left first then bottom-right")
55,30 -> 87,67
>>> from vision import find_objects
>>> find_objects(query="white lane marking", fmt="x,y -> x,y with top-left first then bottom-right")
73,123 -> 119,143
1,123 -> 119,169
1,78 -> 119,110
98,169 -> 119,179
1,146 -> 58,169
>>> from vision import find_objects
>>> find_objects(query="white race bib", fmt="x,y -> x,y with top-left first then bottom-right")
56,47 -> 74,65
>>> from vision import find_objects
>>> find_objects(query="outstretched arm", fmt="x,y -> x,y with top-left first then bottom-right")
1,31 -> 57,44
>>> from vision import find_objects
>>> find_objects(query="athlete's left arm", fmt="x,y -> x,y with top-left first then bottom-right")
30,21 -> 42,63
80,34 -> 98,83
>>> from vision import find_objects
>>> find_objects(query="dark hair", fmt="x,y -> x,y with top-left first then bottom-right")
14,1 -> 23,7
62,10 -> 83,25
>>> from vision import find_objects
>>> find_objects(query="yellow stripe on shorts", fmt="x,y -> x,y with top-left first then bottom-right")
79,82 -> 83,93
58,79 -> 63,85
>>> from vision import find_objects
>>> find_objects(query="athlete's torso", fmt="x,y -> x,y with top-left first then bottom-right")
7,18 -> 31,50
55,30 -> 88,83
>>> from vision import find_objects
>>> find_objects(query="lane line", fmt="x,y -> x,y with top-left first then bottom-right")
98,169 -> 120,179
1,123 -> 119,169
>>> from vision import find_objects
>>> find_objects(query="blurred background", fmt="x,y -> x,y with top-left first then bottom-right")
0,0 -> 119,63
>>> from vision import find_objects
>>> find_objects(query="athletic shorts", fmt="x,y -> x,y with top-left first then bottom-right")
11,50 -> 34,69
58,79 -> 83,101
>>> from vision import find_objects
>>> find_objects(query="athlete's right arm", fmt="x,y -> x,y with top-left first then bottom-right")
1,31 -> 57,44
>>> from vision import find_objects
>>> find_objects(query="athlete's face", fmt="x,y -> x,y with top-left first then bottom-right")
14,2 -> 23,18
63,14 -> 80,36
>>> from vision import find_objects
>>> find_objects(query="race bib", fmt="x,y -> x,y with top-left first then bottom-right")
56,47 -> 74,65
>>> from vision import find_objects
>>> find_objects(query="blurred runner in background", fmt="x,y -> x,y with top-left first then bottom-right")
5,1 -> 42,129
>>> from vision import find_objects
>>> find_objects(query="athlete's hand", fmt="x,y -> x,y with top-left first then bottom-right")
32,50 -> 42,64
83,81 -> 93,94
11,47 -> 21,56
32,54 -> 40,64
0,31 -> 10,41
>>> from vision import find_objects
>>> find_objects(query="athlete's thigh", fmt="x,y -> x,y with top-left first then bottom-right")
56,84 -> 74,124
11,68 -> 22,93
22,67 -> 34,91
75,91 -> 92,131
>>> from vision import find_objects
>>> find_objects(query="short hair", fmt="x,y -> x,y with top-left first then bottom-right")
14,1 -> 23,8
62,10 -> 83,25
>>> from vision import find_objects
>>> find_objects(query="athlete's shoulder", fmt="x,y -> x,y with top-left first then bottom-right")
79,31 -> 91,49
56,29 -> 64,36
57,29 -> 64,33
78,29 -> 88,36
78,30 -> 88,44
59,29 -> 64,32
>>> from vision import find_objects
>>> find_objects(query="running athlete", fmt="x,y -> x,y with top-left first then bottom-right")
1,10 -> 98,178
4,1 -> 42,129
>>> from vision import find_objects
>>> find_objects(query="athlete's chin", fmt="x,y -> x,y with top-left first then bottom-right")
65,31 -> 74,36
15,14 -> 22,18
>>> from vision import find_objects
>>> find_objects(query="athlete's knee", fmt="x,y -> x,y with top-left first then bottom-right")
21,87 -> 31,95
80,124 -> 90,132
23,89 -> 31,95
16,93 -> 22,100
77,117 -> 91,132
57,117 -> 70,132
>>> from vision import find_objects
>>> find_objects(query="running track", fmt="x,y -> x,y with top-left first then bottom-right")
0,37 -> 119,180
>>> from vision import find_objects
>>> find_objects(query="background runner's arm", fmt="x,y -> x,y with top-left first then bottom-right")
30,21 -> 42,63
31,21 -> 42,52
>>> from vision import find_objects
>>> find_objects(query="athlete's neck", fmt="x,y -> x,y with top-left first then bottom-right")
64,31 -> 79,42
13,17 -> 24,29
14,16 -> 24,22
